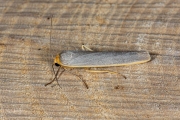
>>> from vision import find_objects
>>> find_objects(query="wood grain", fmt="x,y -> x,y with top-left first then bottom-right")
0,0 -> 179,119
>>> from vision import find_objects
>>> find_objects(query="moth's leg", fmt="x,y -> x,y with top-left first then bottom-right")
81,45 -> 93,51
85,69 -> 126,79
55,67 -> 65,87
45,65 -> 65,88
64,68 -> 89,89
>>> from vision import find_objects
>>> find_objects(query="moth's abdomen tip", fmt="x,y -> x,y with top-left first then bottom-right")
146,52 -> 151,61
142,51 -> 151,62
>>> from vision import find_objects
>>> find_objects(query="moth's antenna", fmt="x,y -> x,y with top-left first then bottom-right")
49,15 -> 53,62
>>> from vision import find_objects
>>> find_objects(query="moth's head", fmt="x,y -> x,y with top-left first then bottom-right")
54,54 -> 61,67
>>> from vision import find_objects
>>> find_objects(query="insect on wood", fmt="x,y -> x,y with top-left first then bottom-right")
45,16 -> 151,89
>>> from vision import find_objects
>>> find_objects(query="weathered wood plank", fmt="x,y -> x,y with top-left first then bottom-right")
0,0 -> 180,119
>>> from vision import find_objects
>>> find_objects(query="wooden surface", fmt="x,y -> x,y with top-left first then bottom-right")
0,0 -> 180,119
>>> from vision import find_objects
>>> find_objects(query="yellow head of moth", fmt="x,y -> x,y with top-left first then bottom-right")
54,54 -> 61,66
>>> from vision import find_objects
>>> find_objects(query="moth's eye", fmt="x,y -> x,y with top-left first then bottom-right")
55,63 -> 60,66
